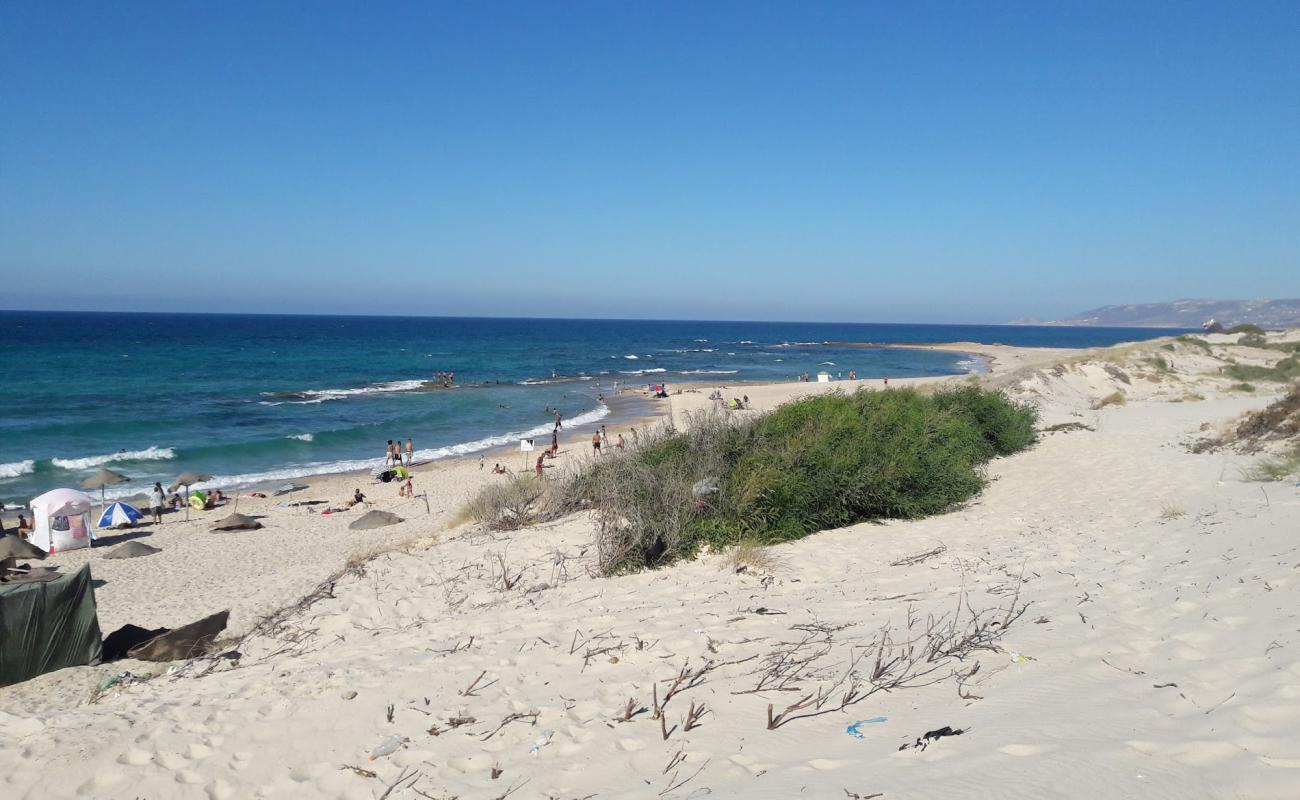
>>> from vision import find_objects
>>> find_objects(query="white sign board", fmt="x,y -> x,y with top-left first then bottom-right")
520,438 -> 535,452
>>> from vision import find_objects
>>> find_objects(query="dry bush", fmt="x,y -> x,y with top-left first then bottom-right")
723,539 -> 780,574
1159,503 -> 1186,520
466,475 -> 552,530
1092,391 -> 1126,409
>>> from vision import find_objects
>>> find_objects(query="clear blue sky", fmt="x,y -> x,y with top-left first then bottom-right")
1,2 -> 1296,323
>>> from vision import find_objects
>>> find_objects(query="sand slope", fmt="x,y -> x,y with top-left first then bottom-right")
2,336 -> 1298,799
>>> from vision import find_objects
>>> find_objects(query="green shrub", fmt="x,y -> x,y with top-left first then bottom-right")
568,387 -> 1038,573
1176,336 -> 1212,352
1240,447 -> 1300,482
1225,355 -> 1300,382
1227,323 -> 1265,335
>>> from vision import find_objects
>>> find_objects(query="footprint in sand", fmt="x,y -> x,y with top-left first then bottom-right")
998,743 -> 1052,757
117,749 -> 153,766
75,770 -> 125,794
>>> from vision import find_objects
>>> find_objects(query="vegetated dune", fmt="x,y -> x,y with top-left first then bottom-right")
2,333 -> 1299,799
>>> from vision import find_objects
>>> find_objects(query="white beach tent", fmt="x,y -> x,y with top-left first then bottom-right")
28,488 -> 96,553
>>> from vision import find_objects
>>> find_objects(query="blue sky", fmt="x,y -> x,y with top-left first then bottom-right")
1,2 -> 1296,322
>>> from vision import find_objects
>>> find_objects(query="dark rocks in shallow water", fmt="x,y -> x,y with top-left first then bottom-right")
102,541 -> 161,559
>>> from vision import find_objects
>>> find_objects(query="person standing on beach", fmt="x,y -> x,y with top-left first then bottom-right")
385,440 -> 395,465
405,438 -> 413,466
554,410 -> 563,429
150,482 -> 166,524
592,431 -> 602,455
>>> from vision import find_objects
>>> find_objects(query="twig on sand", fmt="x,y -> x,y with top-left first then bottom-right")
683,701 -> 708,732
492,778 -> 530,800
461,670 -> 497,697
378,767 -> 420,799
340,764 -> 377,779
1205,692 -> 1236,715
659,757 -> 710,797
891,545 -> 947,567
481,710 -> 540,741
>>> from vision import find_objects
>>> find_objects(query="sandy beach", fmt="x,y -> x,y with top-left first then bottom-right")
2,331 -> 1298,799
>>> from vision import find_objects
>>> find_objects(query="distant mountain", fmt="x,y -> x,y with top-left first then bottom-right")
1014,299 -> 1300,329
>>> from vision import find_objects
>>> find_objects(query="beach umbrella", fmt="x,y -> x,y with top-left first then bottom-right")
168,471 -> 212,492
82,468 -> 130,503
1,534 -> 48,580
169,472 -> 213,521
211,512 -> 262,531
97,501 -> 142,529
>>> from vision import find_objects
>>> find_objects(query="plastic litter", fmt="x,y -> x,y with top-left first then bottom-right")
845,717 -> 888,738
368,735 -> 408,761
529,729 -> 555,755
1009,652 -> 1036,663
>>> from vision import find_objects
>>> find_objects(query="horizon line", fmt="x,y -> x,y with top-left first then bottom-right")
0,307 -> 1191,330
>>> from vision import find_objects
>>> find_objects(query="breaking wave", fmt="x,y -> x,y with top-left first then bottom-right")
177,405 -> 613,492
50,446 -> 176,471
0,460 -> 35,479
260,379 -> 428,405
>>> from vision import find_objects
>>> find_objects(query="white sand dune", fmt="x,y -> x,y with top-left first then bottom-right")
2,333 -> 1298,798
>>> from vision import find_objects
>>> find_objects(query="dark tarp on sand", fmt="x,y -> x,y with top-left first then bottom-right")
0,564 -> 103,687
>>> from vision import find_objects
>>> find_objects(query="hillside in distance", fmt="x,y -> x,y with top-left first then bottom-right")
1014,299 -> 1300,329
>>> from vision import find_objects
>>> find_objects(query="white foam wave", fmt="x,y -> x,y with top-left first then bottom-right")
174,406 -> 614,493
286,433 -> 315,442
694,339 -> 709,342
679,370 -> 739,375
620,368 -> 667,375
623,355 -> 639,360
818,361 -> 836,366
51,446 -> 176,471
0,460 -> 36,479
263,379 -> 428,405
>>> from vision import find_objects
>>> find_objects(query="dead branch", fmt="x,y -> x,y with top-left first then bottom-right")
481,710 -> 540,741
891,545 -> 947,567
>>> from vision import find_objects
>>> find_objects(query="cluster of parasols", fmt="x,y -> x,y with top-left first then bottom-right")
78,467 -> 262,531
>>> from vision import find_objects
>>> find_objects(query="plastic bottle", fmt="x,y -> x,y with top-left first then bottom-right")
368,735 -> 408,761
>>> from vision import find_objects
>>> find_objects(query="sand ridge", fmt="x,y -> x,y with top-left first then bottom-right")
1,333 -> 1298,798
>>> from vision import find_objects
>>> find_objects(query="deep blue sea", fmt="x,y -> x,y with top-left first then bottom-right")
0,312 -> 1185,504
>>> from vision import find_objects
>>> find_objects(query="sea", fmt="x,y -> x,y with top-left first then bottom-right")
0,311 -> 1187,505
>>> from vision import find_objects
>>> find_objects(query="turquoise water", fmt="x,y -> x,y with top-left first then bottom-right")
0,312 -> 1182,504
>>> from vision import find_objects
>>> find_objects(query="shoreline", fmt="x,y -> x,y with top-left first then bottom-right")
4,331 -> 1298,797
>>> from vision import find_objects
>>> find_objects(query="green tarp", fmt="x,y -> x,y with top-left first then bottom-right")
0,564 -> 103,686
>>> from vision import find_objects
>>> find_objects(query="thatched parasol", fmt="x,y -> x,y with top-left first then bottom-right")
81,468 -> 131,516
169,471 -> 214,521
1,534 -> 48,580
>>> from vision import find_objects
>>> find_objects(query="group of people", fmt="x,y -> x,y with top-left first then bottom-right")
709,390 -> 750,410
385,438 -> 414,466
590,425 -> 626,456
432,371 -> 456,388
